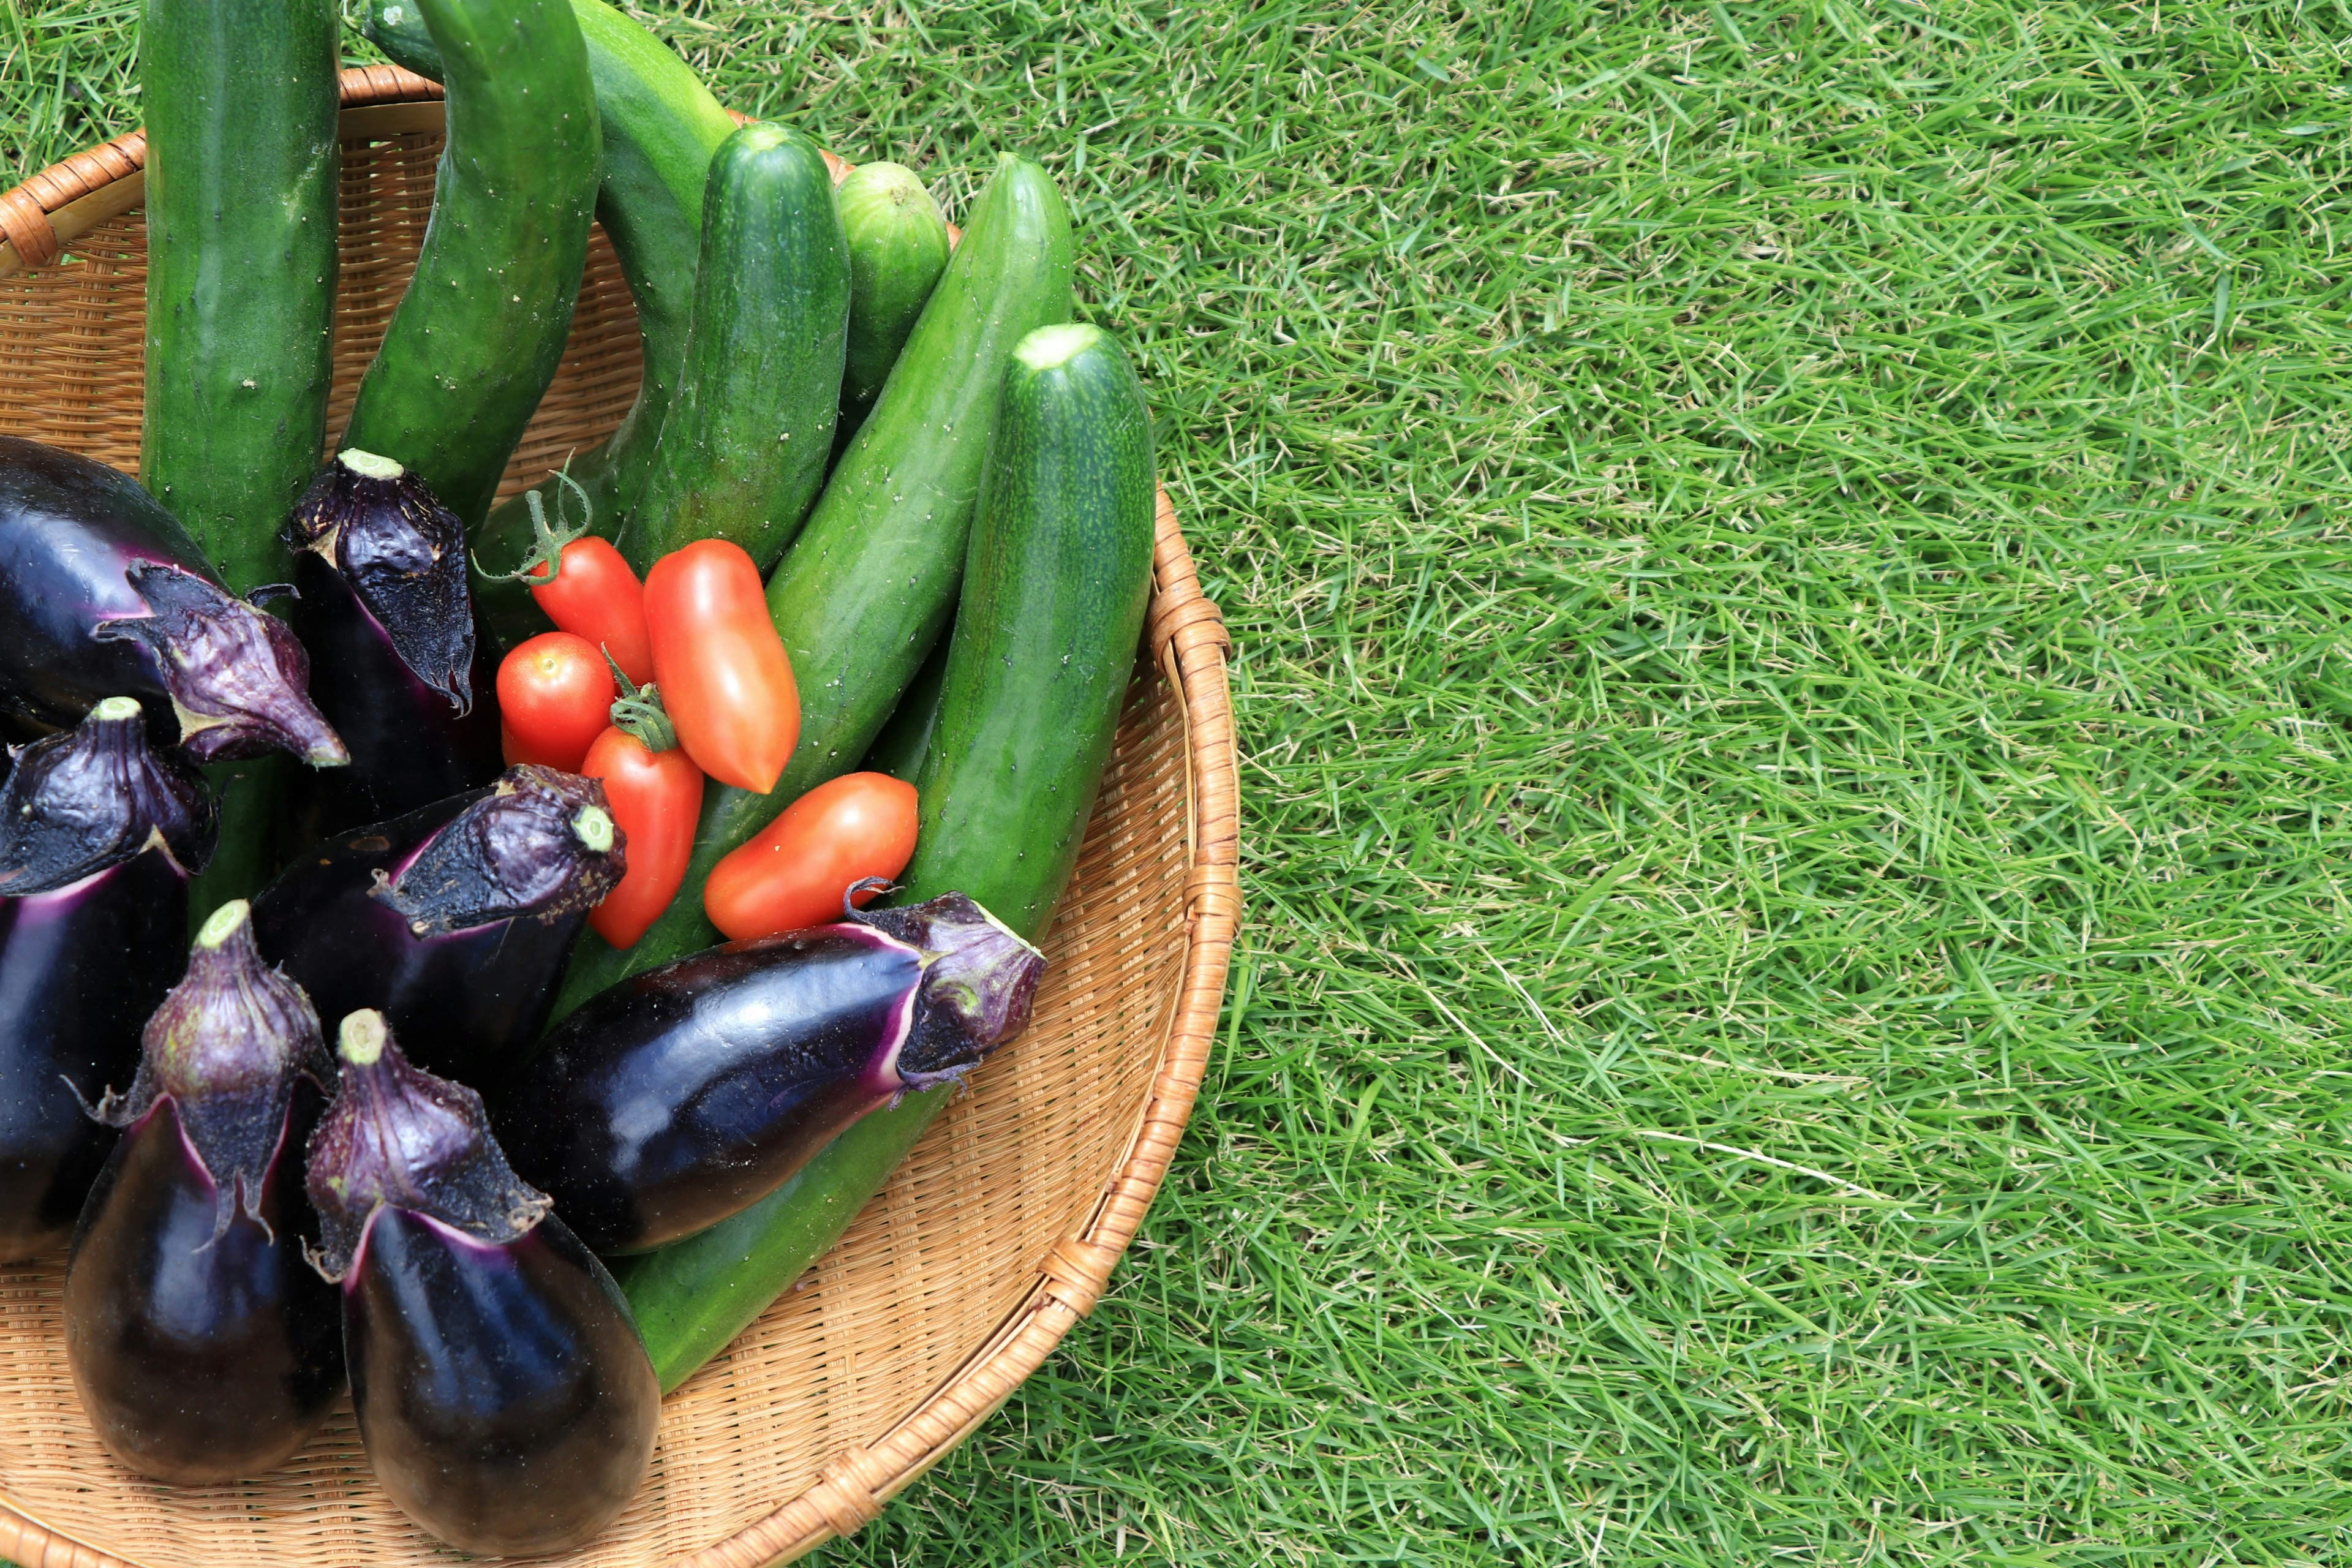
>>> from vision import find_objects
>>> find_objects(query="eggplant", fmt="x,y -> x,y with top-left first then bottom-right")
252,765 -> 624,1091
0,434 -> 345,766
496,889 -> 1042,1255
0,698 -> 216,1257
64,899 -> 344,1483
283,450 -> 502,838
307,1010 -> 658,1556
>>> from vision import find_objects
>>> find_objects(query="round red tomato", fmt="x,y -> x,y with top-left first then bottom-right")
497,631 -> 615,773
643,540 -> 799,793
704,772 -> 918,941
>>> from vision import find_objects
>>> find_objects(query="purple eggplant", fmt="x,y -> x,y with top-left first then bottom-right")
0,698 -> 215,1258
0,434 -> 345,766
283,450 -> 502,837
496,889 -> 1042,1255
252,766 -> 624,1091
307,1010 -> 658,1556
64,900 -> 344,1483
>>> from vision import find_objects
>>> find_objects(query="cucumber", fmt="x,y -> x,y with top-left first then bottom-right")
551,153 -> 1073,1016
364,0 -> 739,647
620,123 -> 849,573
341,0 -> 600,527
141,0 -> 339,596
614,320 -> 1156,1394
834,162 -> 951,448
858,629 -> 951,784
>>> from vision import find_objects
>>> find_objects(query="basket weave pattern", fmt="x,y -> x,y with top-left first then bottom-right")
0,70 -> 1237,1567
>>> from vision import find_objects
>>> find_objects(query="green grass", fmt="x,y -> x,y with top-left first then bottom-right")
18,0 -> 2352,1561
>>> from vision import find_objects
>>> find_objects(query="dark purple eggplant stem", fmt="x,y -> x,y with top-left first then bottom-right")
287,450 -> 480,712
0,697 -> 216,894
369,765 -> 623,937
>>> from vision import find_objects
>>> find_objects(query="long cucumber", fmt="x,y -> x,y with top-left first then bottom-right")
621,123 -> 849,573
341,0 -> 600,527
143,0 -> 340,915
614,321 -> 1156,1395
551,154 -> 1074,1016
365,0 -> 739,647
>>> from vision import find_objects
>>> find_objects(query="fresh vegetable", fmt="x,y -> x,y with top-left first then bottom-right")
859,630 -> 951,784
902,322 -> 1158,933
139,0 -> 339,596
498,489 -> 655,683
307,1011 -> 658,1556
643,539 -> 800,793
580,674 -> 701,950
0,435 -> 345,766
834,161 -> 951,447
252,767 -> 623,1093
499,890 -> 1038,1255
0,700 -> 214,1259
704,772 -> 916,942
284,450 -> 502,837
553,154 -> 1073,1010
624,122 -> 849,573
497,631 -> 616,772
65,900 -> 342,1483
339,0 -> 600,527
614,318 -> 1153,1393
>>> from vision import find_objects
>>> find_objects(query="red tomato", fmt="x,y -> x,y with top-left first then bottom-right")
497,632 -> 615,772
526,536 -> 654,685
579,725 -> 704,948
643,540 -> 799,793
704,772 -> 918,941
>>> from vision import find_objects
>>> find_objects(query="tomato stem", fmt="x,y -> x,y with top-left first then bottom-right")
604,649 -> 680,753
482,466 -> 594,584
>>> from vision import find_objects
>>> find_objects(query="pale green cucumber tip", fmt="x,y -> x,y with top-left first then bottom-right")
1014,322 -> 1104,371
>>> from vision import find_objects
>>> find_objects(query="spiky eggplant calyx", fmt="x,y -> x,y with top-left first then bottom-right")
856,891 -> 1044,1087
91,561 -> 347,767
0,696 -> 217,893
286,450 -> 480,713
304,1010 -> 552,1282
368,765 -> 626,937
97,900 -> 332,1243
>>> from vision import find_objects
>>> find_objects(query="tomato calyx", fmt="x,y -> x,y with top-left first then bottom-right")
604,650 -> 679,754
481,467 -> 595,586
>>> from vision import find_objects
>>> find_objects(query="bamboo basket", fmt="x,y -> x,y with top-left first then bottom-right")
0,65 -> 1237,1567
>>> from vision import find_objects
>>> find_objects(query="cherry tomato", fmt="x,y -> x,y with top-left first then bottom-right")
526,535 -> 654,685
704,772 -> 918,941
579,725 -> 704,948
496,632 -> 615,772
643,540 -> 799,793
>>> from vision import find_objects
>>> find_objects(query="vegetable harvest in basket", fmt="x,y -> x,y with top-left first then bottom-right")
0,0 -> 1164,1551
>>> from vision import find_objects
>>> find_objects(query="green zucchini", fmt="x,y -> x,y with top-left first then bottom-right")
552,153 -> 1073,1017
834,162 -> 951,448
341,0 -> 600,527
614,320 -> 1155,1395
142,0 -> 339,595
621,122 -> 849,573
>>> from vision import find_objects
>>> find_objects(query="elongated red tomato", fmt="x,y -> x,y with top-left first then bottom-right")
497,631 -> 614,772
581,725 -> 703,948
705,772 -> 918,941
527,535 -> 654,685
643,540 -> 799,792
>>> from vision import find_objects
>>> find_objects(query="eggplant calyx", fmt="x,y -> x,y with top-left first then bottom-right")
862,892 -> 1045,1083
0,696 -> 218,892
97,899 -> 332,1245
369,765 -> 627,936
93,561 -> 349,767
304,1010 -> 552,1283
605,652 -> 679,753
287,451 -> 481,714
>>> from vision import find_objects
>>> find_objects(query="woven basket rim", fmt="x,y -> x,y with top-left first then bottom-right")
0,67 -> 1240,1568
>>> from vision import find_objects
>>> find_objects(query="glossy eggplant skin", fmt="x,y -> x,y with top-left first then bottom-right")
65,1087 -> 343,1483
252,769 -> 622,1091
345,1206 -> 659,1556
498,894 -> 1042,1255
500,929 -> 916,1254
0,854 -> 187,1259
0,435 -> 344,766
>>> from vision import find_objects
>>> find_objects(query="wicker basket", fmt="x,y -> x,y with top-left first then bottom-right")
0,66 -> 1237,1567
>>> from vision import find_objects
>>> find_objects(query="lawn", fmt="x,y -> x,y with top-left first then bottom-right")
17,0 -> 2352,1562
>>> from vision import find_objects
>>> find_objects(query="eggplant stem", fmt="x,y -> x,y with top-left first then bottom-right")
341,1009 -> 388,1066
